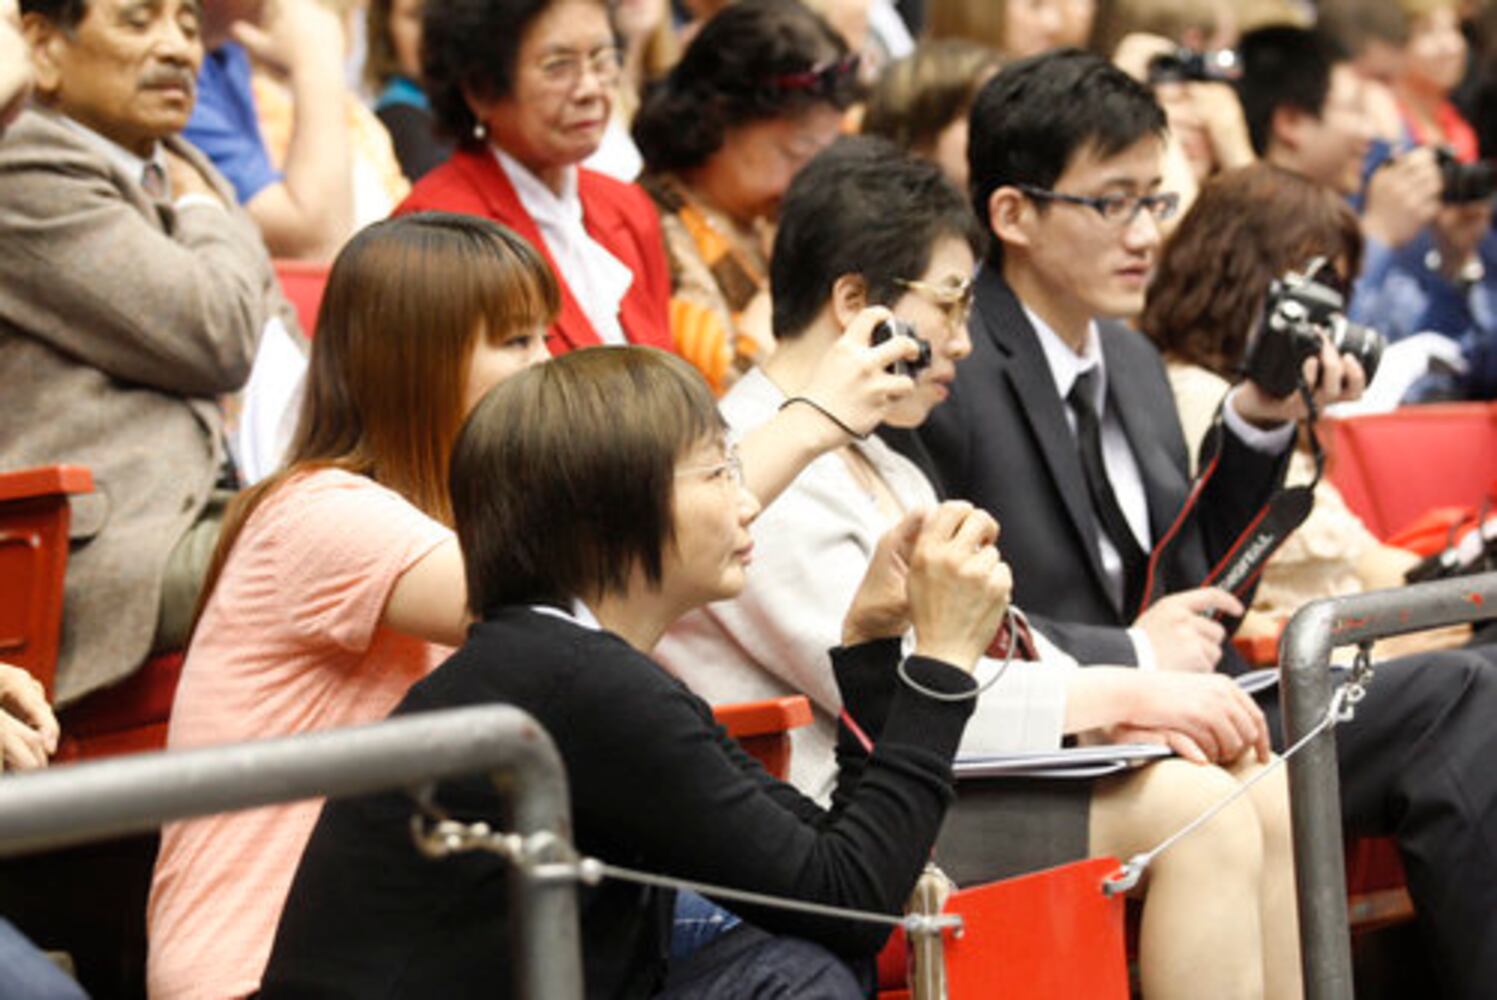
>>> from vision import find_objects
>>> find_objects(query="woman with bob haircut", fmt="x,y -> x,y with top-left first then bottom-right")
147,212 -> 559,1000
1141,163 -> 1469,655
398,0 -> 674,359
259,345 -> 1008,997
634,0 -> 859,390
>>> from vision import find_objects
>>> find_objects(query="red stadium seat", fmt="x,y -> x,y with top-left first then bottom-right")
0,465 -> 182,761
0,465 -> 92,698
1325,402 -> 1497,541
876,858 -> 1129,999
712,696 -> 813,779
274,259 -> 331,338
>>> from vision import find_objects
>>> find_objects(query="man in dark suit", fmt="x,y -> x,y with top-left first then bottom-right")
919,50 -> 1370,674
908,49 -> 1497,997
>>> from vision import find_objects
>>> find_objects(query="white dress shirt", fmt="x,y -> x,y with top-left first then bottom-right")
1024,306 -> 1295,668
495,147 -> 633,346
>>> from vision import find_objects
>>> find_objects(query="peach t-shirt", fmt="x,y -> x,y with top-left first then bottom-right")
147,468 -> 454,1000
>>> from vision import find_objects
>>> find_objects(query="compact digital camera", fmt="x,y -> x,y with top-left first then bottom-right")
871,317 -> 932,378
1242,261 -> 1383,399
1147,47 -> 1239,84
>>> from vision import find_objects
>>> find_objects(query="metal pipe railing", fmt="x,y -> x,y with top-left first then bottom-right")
0,705 -> 583,999
1281,571 -> 1497,1000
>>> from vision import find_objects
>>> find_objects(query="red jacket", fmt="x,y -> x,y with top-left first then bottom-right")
395,147 -> 674,356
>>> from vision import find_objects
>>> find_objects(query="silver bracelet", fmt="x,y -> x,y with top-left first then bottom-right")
896,606 -> 1020,703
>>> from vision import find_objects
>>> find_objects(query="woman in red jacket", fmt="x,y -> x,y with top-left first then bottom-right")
399,0 -> 673,357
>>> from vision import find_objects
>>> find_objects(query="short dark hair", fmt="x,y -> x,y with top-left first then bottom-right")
451,346 -> 724,615
770,135 -> 984,339
967,50 -> 1167,257
1236,27 -> 1349,157
1141,163 -> 1364,376
19,0 -> 88,29
633,0 -> 855,174
422,0 -> 610,147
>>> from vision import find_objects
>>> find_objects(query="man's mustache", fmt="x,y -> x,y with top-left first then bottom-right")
141,67 -> 197,94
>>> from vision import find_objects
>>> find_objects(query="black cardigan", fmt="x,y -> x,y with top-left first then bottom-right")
259,607 -> 975,999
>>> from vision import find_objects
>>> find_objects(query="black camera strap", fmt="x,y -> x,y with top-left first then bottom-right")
1138,383 -> 1324,621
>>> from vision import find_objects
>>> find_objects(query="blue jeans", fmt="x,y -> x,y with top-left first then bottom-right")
669,890 -> 742,961
0,918 -> 89,999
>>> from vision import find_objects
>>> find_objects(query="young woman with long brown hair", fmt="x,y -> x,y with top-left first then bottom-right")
146,212 -> 557,1000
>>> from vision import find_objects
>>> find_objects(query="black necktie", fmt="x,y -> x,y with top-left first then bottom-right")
1068,369 -> 1146,615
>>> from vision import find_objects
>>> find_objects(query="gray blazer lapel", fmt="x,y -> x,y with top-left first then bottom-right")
977,274 -> 1119,608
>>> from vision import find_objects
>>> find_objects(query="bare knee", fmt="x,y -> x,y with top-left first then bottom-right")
1149,762 -> 1265,881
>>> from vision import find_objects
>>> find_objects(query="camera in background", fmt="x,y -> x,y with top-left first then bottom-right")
871,318 -> 932,379
1147,47 -> 1239,85
1434,147 -> 1497,204
1243,260 -> 1383,400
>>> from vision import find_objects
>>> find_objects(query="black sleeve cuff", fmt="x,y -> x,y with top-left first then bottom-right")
877,656 -> 977,763
831,638 -> 901,714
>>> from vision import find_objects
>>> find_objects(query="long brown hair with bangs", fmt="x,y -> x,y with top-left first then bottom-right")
1141,162 -> 1363,377
195,212 -> 559,627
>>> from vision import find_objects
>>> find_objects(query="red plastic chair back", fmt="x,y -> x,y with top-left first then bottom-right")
1325,402 -> 1497,540
0,465 -> 184,760
274,259 -> 331,338
711,696 -> 813,779
877,857 -> 1129,999
0,466 -> 94,698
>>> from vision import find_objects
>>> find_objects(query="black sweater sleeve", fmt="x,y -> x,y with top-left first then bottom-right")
559,629 -> 975,957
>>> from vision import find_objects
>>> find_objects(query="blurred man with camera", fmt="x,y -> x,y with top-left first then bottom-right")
904,49 -> 1497,997
1238,24 -> 1496,399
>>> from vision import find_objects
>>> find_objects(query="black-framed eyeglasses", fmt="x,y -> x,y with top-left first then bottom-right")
1016,184 -> 1181,226
768,55 -> 860,99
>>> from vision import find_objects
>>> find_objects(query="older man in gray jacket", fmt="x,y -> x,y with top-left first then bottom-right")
2,0 -> 287,709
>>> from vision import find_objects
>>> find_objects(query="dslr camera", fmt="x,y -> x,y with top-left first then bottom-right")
871,317 -> 931,378
1242,259 -> 1383,399
1147,47 -> 1239,84
1435,147 -> 1497,204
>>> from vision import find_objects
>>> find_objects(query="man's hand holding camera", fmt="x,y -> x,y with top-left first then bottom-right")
1233,333 -> 1368,427
1234,261 -> 1374,426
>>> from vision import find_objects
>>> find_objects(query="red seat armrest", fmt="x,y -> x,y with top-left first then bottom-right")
713,696 -> 814,739
0,465 -> 93,503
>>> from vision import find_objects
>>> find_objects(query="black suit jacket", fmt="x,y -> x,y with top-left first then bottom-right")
903,264 -> 1286,669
